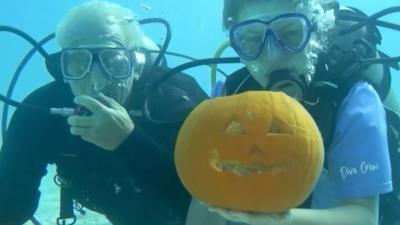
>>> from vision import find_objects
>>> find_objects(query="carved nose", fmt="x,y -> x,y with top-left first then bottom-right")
248,144 -> 267,157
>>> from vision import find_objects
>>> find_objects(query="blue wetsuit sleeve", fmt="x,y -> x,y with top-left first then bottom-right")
328,81 -> 393,199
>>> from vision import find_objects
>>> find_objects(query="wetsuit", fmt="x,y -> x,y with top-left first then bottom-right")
0,66 -> 208,225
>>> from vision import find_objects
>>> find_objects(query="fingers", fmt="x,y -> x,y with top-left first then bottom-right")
68,116 -> 93,127
275,211 -> 293,223
96,92 -> 122,109
80,134 -> 92,143
70,126 -> 95,145
74,95 -> 106,113
208,207 -> 227,214
208,207 -> 272,224
198,201 -> 208,206
208,207 -> 238,221
70,126 -> 90,136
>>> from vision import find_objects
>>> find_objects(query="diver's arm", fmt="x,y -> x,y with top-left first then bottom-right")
0,86 -> 52,224
289,196 -> 379,225
185,198 -> 227,225
196,196 -> 379,225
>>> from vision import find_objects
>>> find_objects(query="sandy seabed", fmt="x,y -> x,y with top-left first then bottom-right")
23,165 -> 111,225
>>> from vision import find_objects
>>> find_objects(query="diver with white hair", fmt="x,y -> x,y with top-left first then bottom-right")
0,1 -> 208,225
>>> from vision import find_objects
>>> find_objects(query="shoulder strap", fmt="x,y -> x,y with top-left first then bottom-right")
225,67 -> 264,95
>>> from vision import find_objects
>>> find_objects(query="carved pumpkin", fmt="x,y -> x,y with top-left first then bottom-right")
175,91 -> 324,213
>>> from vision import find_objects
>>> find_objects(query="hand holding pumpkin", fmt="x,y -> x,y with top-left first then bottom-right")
208,206 -> 293,225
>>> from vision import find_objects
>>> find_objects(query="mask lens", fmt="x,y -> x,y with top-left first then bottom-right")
99,49 -> 132,79
61,49 -> 92,79
271,16 -> 309,50
231,22 -> 266,59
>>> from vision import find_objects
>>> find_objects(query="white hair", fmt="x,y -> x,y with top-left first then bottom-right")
56,0 -> 147,49
294,0 -> 336,77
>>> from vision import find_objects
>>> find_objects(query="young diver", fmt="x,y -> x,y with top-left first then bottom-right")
186,0 -> 396,225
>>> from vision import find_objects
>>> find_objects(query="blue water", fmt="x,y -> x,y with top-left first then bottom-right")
0,0 -> 399,224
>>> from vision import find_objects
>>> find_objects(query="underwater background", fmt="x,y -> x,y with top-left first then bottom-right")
0,0 -> 399,224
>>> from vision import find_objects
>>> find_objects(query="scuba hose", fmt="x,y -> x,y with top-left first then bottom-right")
142,56 -> 240,125
138,18 -> 171,73
339,6 -> 400,35
148,49 -> 230,78
210,40 -> 231,88
0,26 -> 56,141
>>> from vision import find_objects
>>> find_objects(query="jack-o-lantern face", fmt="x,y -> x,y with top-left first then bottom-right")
175,91 -> 324,213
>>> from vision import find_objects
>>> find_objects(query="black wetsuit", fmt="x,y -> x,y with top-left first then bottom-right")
0,67 -> 208,225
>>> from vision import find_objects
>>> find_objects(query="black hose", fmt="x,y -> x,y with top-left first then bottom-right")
143,57 -> 240,124
0,26 -> 52,60
0,94 -> 48,113
338,13 -> 400,31
148,50 -> 230,77
139,18 -> 171,73
146,57 -> 240,94
361,56 -> 400,66
340,6 -> 400,35
1,33 -> 55,141
31,216 -> 42,225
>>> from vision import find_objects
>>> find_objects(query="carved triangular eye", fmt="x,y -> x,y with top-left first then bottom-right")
268,117 -> 293,135
225,120 -> 246,135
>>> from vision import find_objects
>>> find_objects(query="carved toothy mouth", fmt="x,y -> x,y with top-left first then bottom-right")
209,149 -> 297,176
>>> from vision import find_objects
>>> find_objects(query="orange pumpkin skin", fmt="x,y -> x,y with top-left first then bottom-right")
175,91 -> 324,213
